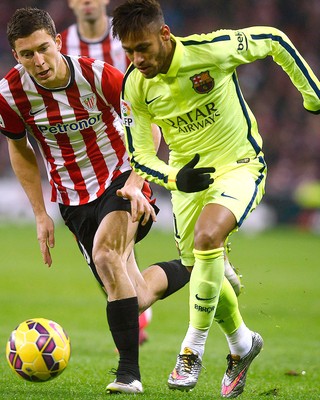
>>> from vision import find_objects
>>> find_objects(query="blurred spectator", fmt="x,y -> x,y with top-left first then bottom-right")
0,0 -> 319,225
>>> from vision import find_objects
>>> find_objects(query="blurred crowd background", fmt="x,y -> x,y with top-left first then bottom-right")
0,0 -> 319,231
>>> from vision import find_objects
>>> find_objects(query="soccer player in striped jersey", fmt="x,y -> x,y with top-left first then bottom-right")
61,0 -> 129,72
112,0 -> 320,397
0,7 -> 192,395
61,0 -> 152,347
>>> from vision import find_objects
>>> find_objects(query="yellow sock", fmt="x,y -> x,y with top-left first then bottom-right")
190,247 -> 224,330
214,277 -> 243,335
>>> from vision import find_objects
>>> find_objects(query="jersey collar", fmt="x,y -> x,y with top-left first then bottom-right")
159,34 -> 183,79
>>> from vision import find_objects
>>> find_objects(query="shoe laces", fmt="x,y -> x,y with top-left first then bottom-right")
108,369 -> 139,385
226,354 -> 240,375
179,348 -> 200,373
109,368 -> 118,376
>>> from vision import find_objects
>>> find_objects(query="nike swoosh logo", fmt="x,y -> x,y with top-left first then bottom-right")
145,95 -> 161,105
221,192 -> 238,200
195,294 -> 216,301
222,368 -> 246,395
29,106 -> 48,116
171,368 -> 186,380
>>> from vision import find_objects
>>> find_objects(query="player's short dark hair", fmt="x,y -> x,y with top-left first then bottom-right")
7,7 -> 57,49
112,0 -> 164,41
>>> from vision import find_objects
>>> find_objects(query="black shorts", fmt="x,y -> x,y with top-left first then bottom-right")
59,171 -> 159,285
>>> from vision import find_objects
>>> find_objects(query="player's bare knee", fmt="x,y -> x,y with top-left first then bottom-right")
194,230 -> 224,250
93,246 -> 117,274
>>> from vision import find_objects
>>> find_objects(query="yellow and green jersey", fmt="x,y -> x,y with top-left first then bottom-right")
121,26 -> 320,190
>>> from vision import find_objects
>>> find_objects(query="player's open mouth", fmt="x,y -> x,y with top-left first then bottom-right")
38,70 -> 50,78
138,66 -> 151,74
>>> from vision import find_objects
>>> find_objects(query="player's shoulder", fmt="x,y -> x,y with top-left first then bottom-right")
178,29 -> 234,47
2,63 -> 24,79
66,53 -> 104,70
178,26 -> 285,47
0,64 -> 28,92
176,30 -> 235,64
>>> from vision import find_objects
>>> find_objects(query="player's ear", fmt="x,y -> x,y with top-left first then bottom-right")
55,34 -> 62,52
160,25 -> 171,42
12,49 -> 19,63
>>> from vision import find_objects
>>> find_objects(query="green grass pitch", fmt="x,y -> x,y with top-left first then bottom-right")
0,223 -> 319,399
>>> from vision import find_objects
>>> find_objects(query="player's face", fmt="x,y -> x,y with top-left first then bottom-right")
121,24 -> 174,79
68,0 -> 109,22
12,30 -> 68,89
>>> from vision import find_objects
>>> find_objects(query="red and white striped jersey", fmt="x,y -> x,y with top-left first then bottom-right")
0,55 -> 131,206
60,17 -> 129,73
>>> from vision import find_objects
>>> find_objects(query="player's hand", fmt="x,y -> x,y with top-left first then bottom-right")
117,185 -> 157,226
176,154 -> 215,192
35,213 -> 55,267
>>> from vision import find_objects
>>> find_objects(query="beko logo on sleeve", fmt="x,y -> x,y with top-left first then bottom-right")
235,31 -> 248,52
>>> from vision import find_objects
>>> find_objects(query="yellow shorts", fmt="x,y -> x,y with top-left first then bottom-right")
171,155 -> 267,266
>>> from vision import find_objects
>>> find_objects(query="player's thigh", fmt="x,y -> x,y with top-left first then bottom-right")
208,158 -> 266,227
93,210 -> 137,259
171,190 -> 204,267
194,203 -> 237,249
171,158 -> 266,266
59,202 -> 101,282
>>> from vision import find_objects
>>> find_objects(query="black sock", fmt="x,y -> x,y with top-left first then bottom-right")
156,259 -> 191,299
106,297 -> 140,381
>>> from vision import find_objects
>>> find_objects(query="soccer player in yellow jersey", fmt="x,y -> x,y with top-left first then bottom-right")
112,0 -> 320,397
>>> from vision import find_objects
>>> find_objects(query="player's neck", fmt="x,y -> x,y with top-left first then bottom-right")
160,39 -> 176,74
78,15 -> 109,41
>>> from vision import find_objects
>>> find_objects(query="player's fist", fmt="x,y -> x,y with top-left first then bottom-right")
176,154 -> 215,193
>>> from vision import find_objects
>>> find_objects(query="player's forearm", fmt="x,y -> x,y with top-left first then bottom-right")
130,152 -> 179,191
124,125 -> 178,190
7,137 -> 48,219
125,124 -> 163,190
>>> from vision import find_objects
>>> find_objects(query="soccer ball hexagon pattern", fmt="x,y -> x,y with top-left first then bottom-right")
6,318 -> 71,382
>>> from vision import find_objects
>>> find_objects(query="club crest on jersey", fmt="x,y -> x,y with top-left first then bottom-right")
80,93 -> 97,111
190,71 -> 214,94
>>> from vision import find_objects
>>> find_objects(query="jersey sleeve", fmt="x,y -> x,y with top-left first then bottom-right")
215,26 -> 320,113
121,70 -> 179,190
0,93 -> 26,139
100,61 -> 124,116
